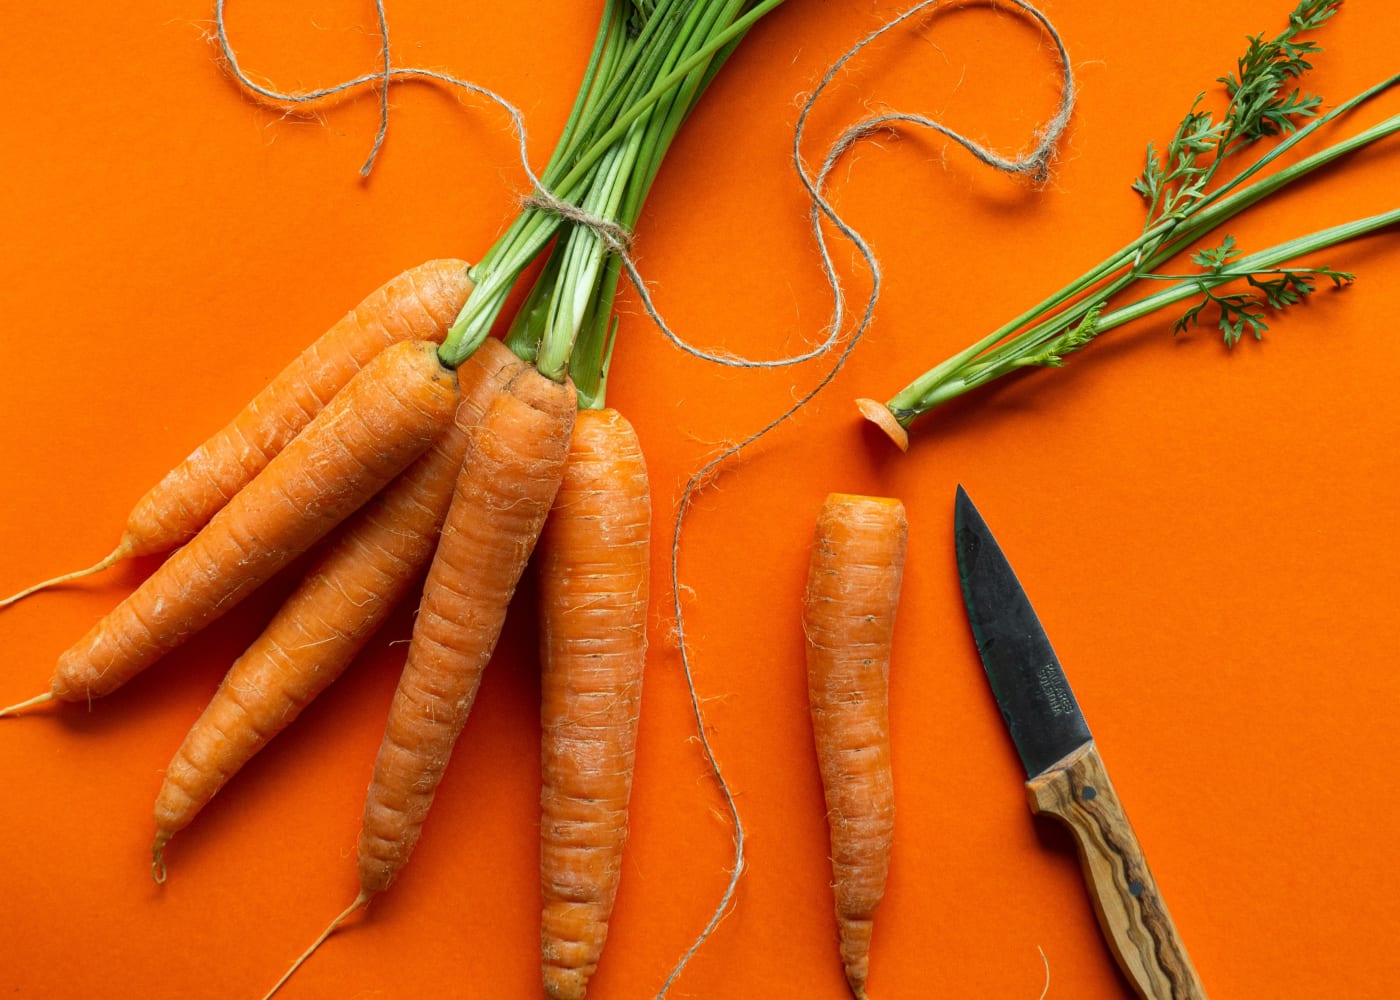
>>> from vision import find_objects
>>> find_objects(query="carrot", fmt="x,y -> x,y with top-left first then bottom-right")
0,259 -> 472,611
802,493 -> 907,1000
0,339 -> 459,718
149,338 -> 526,880
261,364 -> 576,998
360,366 -> 575,888
536,407 -> 651,1000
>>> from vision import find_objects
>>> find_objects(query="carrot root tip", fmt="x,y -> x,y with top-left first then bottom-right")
151,836 -> 170,885
0,543 -> 131,611
0,691 -> 55,719
854,398 -> 909,452
261,891 -> 370,1000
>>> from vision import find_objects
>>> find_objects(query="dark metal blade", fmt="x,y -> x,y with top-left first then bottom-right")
954,485 -> 1092,779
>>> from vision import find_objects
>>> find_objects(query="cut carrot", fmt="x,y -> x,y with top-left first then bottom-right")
150,339 -> 526,880
0,259 -> 472,611
803,493 -> 907,1000
0,339 -> 459,717
854,398 -> 909,453
537,407 -> 651,1000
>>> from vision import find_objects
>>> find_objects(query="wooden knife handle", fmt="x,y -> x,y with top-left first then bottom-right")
1025,741 -> 1207,999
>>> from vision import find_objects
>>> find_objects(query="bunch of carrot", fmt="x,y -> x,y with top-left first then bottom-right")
0,2 -> 797,997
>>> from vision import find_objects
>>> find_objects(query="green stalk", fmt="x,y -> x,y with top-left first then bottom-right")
499,1 -> 717,372
1094,210 -> 1396,331
498,0 -> 763,408
909,208 -> 1398,411
535,132 -> 641,380
937,105 -> 1400,397
584,5 -> 753,400
536,0 -> 744,384
480,2 -> 632,273
439,0 -> 784,371
438,0 -> 687,367
882,75 -> 1400,426
552,0 -> 783,195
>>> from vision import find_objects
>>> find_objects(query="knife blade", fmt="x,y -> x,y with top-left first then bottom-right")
953,485 -> 1207,1000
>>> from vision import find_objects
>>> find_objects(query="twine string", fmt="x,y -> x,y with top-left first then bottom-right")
521,193 -> 635,256
213,0 -> 625,244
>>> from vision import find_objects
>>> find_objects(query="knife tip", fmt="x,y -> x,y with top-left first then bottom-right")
954,483 -> 974,523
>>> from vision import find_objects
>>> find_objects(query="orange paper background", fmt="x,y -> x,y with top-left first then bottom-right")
2,2 -> 1397,998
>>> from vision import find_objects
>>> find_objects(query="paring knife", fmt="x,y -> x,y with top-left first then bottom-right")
953,485 -> 1207,1000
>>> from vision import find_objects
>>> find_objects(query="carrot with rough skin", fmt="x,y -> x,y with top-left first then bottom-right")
358,367 -> 575,892
0,258 -> 472,611
0,340 -> 459,718
537,407 -> 650,1000
803,493 -> 907,1000
261,364 -> 576,999
149,338 -> 526,880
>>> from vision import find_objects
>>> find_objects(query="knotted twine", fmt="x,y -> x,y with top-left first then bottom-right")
212,0 -> 1075,993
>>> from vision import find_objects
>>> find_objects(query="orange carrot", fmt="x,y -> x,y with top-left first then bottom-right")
261,364 -> 576,997
0,259 -> 472,610
360,366 -> 576,890
149,338 -> 527,880
0,340 -> 459,718
537,407 -> 651,1000
802,493 -> 907,1000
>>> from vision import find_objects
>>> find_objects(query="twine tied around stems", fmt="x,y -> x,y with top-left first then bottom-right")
212,1 -> 1076,995
520,192 -> 636,257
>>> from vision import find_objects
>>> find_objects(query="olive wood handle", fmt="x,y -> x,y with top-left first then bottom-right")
1025,741 -> 1207,999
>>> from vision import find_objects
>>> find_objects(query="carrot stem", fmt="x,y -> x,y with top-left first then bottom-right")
261,892 -> 369,1000
879,65 -> 1400,429
441,0 -> 788,377
0,691 -> 55,719
0,544 -> 129,610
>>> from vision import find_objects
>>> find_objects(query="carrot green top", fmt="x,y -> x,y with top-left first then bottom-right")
868,0 -> 1400,437
436,0 -> 790,410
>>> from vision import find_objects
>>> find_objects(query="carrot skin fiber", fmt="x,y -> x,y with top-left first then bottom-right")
803,493 -> 907,1000
537,408 -> 651,1000
151,339 -> 526,868
358,366 -> 577,898
50,339 -> 460,704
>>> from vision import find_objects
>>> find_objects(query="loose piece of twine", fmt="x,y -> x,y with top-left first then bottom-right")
215,0 -> 636,247
213,1 -> 1075,994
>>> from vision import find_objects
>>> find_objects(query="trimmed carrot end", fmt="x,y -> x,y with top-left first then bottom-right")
854,398 -> 908,452
0,541 -> 132,611
0,691 -> 55,719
